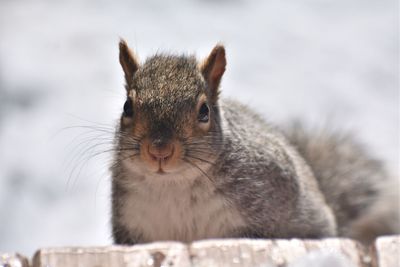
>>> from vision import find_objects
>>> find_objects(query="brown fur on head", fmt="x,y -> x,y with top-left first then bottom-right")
118,39 -> 226,175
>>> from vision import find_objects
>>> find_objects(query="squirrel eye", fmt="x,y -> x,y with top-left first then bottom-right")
123,98 -> 133,117
198,103 -> 209,123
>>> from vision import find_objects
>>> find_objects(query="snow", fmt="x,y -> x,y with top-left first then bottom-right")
289,250 -> 355,267
0,0 -> 398,256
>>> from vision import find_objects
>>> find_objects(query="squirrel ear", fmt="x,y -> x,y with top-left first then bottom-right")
200,44 -> 226,103
119,39 -> 139,89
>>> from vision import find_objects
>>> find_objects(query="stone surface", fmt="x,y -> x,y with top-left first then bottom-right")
189,238 -> 368,267
372,236 -> 400,267
32,242 -> 190,267
9,235 -> 400,267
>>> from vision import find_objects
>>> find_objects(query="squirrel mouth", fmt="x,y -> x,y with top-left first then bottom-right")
156,161 -> 166,174
156,168 -> 166,174
142,140 -> 180,174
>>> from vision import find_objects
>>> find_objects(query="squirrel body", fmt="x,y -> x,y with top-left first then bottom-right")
113,98 -> 336,243
111,40 -> 397,244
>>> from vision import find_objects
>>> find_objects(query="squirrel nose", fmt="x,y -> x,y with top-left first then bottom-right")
148,143 -> 174,161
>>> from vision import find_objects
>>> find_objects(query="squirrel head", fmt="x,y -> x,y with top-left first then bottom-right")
117,39 -> 226,176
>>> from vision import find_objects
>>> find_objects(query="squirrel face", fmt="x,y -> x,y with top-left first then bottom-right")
117,40 -> 226,176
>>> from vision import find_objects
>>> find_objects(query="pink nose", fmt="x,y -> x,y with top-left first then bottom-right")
148,144 -> 174,161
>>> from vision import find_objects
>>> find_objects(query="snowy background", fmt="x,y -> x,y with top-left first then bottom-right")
0,0 -> 398,256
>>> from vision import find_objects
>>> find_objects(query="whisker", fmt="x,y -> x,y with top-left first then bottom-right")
185,154 -> 217,166
109,152 -> 140,170
64,138 -> 115,170
62,125 -> 140,189
184,141 -> 225,147
182,158 -> 214,183
184,149 -> 218,156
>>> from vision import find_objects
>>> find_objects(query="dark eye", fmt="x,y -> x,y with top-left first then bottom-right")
198,103 -> 209,123
123,98 -> 133,117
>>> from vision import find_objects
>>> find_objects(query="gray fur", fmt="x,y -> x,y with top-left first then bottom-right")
210,99 -> 337,238
283,122 -> 399,241
111,49 -> 397,245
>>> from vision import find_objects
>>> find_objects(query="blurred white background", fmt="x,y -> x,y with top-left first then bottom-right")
0,0 -> 398,256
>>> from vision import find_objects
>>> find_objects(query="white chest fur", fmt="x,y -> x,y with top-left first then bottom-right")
119,171 -> 246,242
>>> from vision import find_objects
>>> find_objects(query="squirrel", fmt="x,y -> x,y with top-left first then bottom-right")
111,39 -> 398,245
